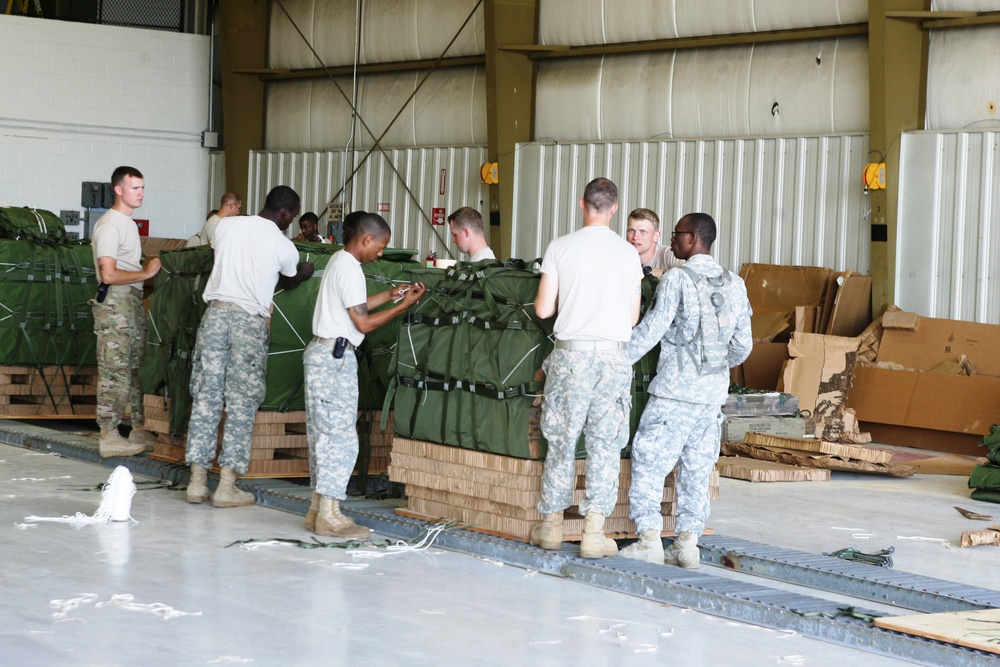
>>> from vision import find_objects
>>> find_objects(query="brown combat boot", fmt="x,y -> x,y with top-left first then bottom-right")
579,512 -> 618,559
99,429 -> 144,458
186,463 -> 211,504
211,467 -> 255,507
315,497 -> 371,539
529,511 -> 564,550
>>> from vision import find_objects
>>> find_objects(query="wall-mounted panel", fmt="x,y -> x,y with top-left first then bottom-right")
248,146 -> 488,259
511,136 -> 870,274
897,131 -> 1000,324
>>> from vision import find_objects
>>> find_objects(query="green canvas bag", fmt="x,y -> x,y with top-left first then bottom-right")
0,207 -> 67,244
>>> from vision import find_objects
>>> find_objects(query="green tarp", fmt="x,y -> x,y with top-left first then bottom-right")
967,425 -> 1000,504
0,239 -> 97,367
138,241 -> 420,435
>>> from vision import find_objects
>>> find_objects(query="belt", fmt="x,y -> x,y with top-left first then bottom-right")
107,285 -> 142,298
555,339 -> 627,351
210,300 -> 257,316
313,335 -> 356,351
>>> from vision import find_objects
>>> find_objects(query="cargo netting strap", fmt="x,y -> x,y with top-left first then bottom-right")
394,375 -> 544,401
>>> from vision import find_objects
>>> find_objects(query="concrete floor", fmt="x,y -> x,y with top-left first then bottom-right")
1,430 -> 997,666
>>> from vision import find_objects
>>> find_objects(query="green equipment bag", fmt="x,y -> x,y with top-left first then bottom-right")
0,207 -> 67,244
138,245 -> 214,435
969,463 -> 1000,492
978,424 -> 1000,466
0,239 -> 98,367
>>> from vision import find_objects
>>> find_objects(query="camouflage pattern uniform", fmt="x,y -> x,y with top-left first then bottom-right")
304,340 -> 359,500
537,349 -> 632,517
92,288 -> 145,431
185,308 -> 269,474
625,253 -> 753,536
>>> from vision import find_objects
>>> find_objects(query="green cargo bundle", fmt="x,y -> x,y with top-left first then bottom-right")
264,245 -> 420,411
0,239 -> 98,367
969,424 -> 1000,504
386,262 -> 660,459
0,207 -> 67,244
139,241 -> 420,436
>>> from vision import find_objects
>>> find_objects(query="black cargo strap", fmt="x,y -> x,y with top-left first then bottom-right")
405,311 -> 537,332
396,375 -> 544,401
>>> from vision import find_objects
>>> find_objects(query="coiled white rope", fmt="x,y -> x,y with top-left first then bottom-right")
25,466 -> 136,525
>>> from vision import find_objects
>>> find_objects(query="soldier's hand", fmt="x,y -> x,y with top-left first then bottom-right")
297,261 -> 316,280
402,282 -> 426,305
145,257 -> 162,278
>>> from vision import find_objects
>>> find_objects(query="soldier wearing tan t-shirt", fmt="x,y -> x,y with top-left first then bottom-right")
91,166 -> 161,457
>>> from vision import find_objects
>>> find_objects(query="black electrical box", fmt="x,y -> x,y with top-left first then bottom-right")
81,182 -> 113,208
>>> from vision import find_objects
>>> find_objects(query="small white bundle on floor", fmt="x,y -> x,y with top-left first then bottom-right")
25,465 -> 137,525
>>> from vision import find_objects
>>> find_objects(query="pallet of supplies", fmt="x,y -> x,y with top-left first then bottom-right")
721,432 -> 912,477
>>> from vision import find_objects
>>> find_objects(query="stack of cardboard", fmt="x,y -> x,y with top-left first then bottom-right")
389,437 -> 720,540
733,264 -> 872,391
847,311 -> 1000,455
721,432 -> 912,477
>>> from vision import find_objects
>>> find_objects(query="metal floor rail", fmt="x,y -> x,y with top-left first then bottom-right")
2,421 -> 998,666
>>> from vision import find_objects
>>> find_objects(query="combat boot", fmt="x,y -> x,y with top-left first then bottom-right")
304,492 -> 320,531
621,530 -> 665,564
127,427 -> 157,451
529,511 -> 563,550
186,463 -> 211,504
212,467 -> 255,507
663,531 -> 700,569
99,428 -> 145,458
315,497 -> 371,539
579,512 -> 618,559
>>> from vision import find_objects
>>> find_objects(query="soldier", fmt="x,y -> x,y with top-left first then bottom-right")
625,208 -> 683,276
185,186 -> 315,507
303,213 -> 425,537
91,166 -> 162,457
448,207 -> 495,261
530,177 -> 643,559
185,192 -> 241,248
293,212 -> 327,243
621,213 -> 753,568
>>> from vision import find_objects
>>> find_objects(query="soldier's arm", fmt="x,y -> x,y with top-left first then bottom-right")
626,275 -> 680,363
97,256 -> 161,285
727,282 -> 754,367
348,283 -> 426,333
534,273 -> 558,319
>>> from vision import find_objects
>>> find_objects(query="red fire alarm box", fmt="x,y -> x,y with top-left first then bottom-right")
134,219 -> 149,237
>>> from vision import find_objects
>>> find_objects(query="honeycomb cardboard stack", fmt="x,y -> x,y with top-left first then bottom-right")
389,437 -> 720,540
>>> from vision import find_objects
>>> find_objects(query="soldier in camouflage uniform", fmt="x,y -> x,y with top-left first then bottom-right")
91,166 -> 161,458
531,178 -> 644,559
622,213 -> 753,568
185,186 -> 314,508
304,213 -> 424,538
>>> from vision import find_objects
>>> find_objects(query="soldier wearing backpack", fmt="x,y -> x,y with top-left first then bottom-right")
621,213 -> 753,568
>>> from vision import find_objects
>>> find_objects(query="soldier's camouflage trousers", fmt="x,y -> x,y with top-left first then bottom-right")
629,396 -> 723,535
537,348 -> 631,517
91,289 -> 145,431
304,340 -> 359,500
186,308 -> 269,474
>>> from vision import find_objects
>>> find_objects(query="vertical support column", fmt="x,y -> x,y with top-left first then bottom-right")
484,0 -> 537,259
218,0 -> 269,203
867,0 -> 929,316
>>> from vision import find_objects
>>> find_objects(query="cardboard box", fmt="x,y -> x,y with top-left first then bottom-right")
721,416 -> 808,442
846,313 -> 1000,453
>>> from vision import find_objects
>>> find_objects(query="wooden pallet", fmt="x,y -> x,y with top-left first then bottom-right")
0,365 -> 98,418
142,394 -> 395,479
389,437 -> 720,542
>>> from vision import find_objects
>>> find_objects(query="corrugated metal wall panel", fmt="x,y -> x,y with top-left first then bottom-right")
207,150 -> 226,212
248,146 -> 488,257
511,136 -> 870,273
897,131 -> 1000,324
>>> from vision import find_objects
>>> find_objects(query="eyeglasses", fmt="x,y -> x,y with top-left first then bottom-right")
671,230 -> 695,238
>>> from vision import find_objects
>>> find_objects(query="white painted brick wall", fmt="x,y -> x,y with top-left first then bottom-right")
0,15 -> 212,240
